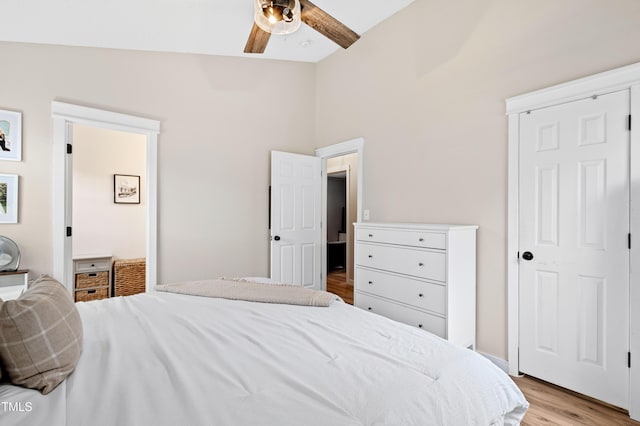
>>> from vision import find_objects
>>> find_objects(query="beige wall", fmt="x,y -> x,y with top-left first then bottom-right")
72,124 -> 146,260
316,0 -> 640,358
2,0 -> 640,361
0,41 -> 316,284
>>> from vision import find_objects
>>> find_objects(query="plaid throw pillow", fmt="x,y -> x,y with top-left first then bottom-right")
0,275 -> 83,394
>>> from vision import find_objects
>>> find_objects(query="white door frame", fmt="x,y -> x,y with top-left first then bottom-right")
327,164 -> 350,281
315,137 -> 364,291
51,101 -> 160,293
506,62 -> 640,419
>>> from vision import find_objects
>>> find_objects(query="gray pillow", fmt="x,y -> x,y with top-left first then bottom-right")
0,275 -> 83,394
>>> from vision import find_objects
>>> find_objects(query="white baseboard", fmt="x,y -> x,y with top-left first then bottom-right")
479,351 -> 509,374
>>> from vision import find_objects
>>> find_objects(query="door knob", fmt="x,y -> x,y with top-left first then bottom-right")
522,251 -> 534,261
273,235 -> 281,241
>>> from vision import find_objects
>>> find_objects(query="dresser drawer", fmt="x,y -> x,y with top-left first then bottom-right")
75,287 -> 109,302
355,292 -> 446,338
356,243 -> 446,282
75,272 -> 109,289
356,268 -> 446,315
356,228 -> 446,250
75,258 -> 111,273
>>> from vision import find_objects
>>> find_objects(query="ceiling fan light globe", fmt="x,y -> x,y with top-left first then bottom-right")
282,7 -> 294,22
254,0 -> 301,35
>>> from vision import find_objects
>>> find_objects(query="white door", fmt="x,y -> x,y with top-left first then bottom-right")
270,151 -> 322,289
519,90 -> 630,408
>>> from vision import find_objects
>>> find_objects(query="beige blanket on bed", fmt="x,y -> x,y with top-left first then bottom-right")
156,279 -> 339,307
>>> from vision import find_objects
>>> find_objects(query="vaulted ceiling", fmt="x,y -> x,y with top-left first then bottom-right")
1,0 -> 415,62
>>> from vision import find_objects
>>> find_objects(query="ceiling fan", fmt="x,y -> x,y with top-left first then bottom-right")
244,0 -> 360,54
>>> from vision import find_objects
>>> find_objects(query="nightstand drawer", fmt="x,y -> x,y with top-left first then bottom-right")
0,285 -> 25,301
75,271 -> 109,289
355,292 -> 446,338
75,259 -> 110,273
356,243 -> 446,282
0,270 -> 29,301
356,268 -> 446,315
356,228 -> 446,250
75,287 -> 109,302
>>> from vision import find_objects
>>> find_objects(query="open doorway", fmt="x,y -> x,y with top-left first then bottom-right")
72,124 -> 147,301
315,138 -> 364,300
52,101 -> 159,294
325,153 -> 358,305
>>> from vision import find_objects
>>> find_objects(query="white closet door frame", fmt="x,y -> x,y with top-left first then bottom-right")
506,61 -> 640,420
52,101 -> 160,293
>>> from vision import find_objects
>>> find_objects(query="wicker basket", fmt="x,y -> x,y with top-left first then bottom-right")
75,287 -> 109,302
75,271 -> 109,289
113,258 -> 146,297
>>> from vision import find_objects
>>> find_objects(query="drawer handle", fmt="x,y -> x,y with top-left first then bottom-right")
368,281 -> 373,285
418,293 -> 424,298
91,264 -> 95,267
418,262 -> 424,267
418,324 -> 423,328
419,237 -> 424,242
368,255 -> 373,259
87,289 -> 96,294
88,273 -> 97,277
368,234 -> 373,238
367,307 -> 372,311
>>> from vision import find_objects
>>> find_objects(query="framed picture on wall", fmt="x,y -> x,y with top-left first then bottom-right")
114,174 -> 140,204
0,174 -> 19,223
0,110 -> 22,162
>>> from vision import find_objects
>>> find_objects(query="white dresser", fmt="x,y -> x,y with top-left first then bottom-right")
354,223 -> 478,349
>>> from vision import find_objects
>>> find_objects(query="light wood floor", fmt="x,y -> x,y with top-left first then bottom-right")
514,375 -> 640,425
326,271 -> 353,305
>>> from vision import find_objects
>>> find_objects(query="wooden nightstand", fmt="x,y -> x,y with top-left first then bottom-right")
73,256 -> 112,302
0,269 -> 29,301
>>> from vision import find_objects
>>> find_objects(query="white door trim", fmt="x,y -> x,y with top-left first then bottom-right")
506,62 -> 640,419
315,137 -> 364,291
51,101 -> 160,293
506,61 -> 640,114
630,85 -> 640,419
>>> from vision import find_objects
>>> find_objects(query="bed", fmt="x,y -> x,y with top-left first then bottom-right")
0,279 -> 528,425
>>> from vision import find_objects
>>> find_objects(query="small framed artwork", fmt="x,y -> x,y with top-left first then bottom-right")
0,110 -> 22,162
114,174 -> 140,204
0,174 -> 18,223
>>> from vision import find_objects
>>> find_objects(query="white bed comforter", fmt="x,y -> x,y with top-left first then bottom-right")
0,291 -> 528,425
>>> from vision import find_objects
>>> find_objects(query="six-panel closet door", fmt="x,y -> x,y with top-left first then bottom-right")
518,90 -> 630,408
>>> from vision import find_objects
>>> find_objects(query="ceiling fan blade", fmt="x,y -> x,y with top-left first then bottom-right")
244,23 -> 271,54
299,0 -> 360,49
